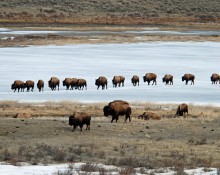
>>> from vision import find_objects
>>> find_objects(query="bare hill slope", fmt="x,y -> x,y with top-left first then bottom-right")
0,0 -> 220,25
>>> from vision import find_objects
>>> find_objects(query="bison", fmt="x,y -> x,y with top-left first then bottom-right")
176,103 -> 188,116
11,80 -> 25,92
182,74 -> 195,85
162,74 -> 173,85
112,76 -> 125,87
71,78 -> 78,89
95,76 -> 108,90
143,73 -> 157,85
138,112 -> 161,120
103,100 -> 131,123
131,75 -> 139,86
76,79 -> 87,90
25,80 -> 34,92
37,80 -> 44,92
69,112 -> 91,131
63,78 -> 73,90
48,77 -> 60,91
210,73 -> 220,84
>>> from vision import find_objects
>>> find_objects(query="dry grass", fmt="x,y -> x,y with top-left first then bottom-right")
0,0 -> 220,25
1,32 -> 220,47
0,101 -> 220,168
0,100 -> 219,119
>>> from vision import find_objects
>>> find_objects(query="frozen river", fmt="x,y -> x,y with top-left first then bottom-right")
0,42 -> 220,105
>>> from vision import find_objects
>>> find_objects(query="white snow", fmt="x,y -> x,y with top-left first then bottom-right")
0,162 -> 218,175
0,42 -> 220,104
1,27 -> 220,36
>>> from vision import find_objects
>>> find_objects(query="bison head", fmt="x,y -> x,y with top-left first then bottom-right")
11,84 -> 15,90
162,77 -> 165,82
143,76 -> 146,82
63,80 -> 66,86
95,79 -> 99,86
69,116 -> 74,126
103,106 -> 110,117
182,76 -> 185,81
48,80 -> 52,88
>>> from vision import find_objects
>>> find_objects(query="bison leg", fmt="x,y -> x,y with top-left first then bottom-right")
86,124 -> 90,130
80,125 -> 83,131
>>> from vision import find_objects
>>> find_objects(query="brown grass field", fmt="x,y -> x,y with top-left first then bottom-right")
0,101 -> 220,169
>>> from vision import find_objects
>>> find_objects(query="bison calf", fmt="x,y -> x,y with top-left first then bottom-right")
69,112 -> 91,131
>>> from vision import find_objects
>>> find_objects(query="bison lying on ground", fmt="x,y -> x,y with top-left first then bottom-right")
103,100 -> 131,123
176,103 -> 188,116
138,112 -> 161,120
14,113 -> 32,118
69,112 -> 91,131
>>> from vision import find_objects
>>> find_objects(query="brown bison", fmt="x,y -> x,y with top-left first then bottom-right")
162,74 -> 173,85
182,74 -> 195,85
103,100 -> 131,123
14,113 -> 32,118
25,80 -> 34,92
71,78 -> 78,89
138,112 -> 161,120
37,80 -> 44,92
11,80 -> 25,92
76,79 -> 87,90
112,76 -> 125,87
176,103 -> 188,116
131,75 -> 139,86
69,112 -> 91,131
95,76 -> 108,90
210,73 -> 220,84
63,78 -> 74,90
143,73 -> 157,85
48,77 -> 60,91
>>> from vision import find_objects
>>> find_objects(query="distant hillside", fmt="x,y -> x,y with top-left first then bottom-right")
0,0 -> 220,25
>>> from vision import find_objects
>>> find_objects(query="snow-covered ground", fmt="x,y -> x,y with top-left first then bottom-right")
1,27 -> 220,36
0,42 -> 220,105
0,162 -> 218,175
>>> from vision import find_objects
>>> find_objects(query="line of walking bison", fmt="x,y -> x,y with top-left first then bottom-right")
11,73 -> 219,92
68,100 -> 188,131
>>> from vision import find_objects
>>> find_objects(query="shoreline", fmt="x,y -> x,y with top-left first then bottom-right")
1,25 -> 220,47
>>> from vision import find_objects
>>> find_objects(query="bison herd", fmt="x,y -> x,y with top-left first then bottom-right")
11,73 -> 220,92
69,100 -> 189,132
